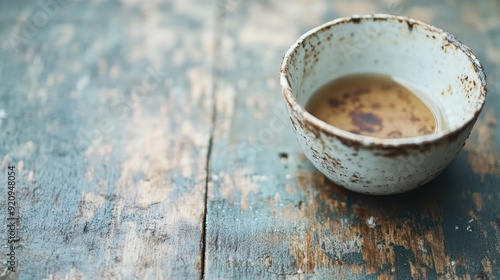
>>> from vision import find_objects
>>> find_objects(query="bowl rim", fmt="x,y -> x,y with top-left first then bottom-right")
279,13 -> 487,148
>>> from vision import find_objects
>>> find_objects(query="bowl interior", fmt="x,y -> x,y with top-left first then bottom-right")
282,14 -> 486,140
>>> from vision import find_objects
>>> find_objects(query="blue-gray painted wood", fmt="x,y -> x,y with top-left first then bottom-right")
0,0 -> 499,279
205,0 -> 500,279
0,0 -> 213,278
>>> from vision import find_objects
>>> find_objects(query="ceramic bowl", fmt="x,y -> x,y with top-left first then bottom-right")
280,14 -> 487,194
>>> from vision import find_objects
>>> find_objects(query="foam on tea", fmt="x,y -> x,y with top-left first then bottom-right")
306,73 -> 443,139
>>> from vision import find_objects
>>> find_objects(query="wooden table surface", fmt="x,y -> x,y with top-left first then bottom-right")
0,0 -> 499,279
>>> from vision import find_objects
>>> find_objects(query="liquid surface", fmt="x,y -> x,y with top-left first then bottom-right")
305,73 -> 438,139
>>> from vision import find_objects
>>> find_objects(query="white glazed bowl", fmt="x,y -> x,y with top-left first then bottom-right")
280,14 -> 487,195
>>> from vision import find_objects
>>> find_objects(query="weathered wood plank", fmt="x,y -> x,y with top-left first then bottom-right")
0,0 -> 499,279
206,0 -> 500,279
0,0 -> 214,278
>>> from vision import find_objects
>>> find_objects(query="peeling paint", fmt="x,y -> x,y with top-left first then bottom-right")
465,111 -> 500,179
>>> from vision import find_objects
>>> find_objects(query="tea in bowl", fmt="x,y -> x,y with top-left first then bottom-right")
279,14 -> 487,195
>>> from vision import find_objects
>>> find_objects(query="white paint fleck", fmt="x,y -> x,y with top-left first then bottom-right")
320,234 -> 363,258
0,109 -> 6,119
285,174 -> 293,179
466,224 -> 473,232
297,269 -> 303,274
77,75 -> 90,91
252,175 -> 268,181
455,226 -> 459,230
451,260 -> 456,266
418,240 -> 428,253
466,218 -> 474,224
26,170 -> 33,183
367,216 -> 377,228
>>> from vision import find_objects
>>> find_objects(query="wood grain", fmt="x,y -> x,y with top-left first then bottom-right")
0,0 -> 498,279
206,0 -> 500,279
0,0 -> 213,278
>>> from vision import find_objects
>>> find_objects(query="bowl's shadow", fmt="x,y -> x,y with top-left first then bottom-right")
315,162 -> 455,219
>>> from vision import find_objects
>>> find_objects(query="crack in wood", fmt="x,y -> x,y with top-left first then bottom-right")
200,1 -> 227,278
